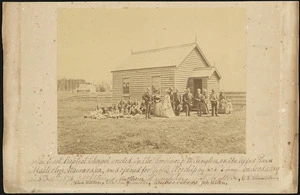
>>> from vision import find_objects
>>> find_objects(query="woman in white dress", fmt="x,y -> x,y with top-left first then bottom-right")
161,89 -> 175,118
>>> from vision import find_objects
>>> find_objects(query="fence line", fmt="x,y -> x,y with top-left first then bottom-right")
58,91 -> 246,110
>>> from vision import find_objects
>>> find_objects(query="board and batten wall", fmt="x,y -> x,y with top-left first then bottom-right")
112,66 -> 175,104
175,48 -> 211,94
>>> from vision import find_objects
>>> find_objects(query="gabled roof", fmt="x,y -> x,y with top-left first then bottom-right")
190,67 -> 222,79
112,42 -> 221,79
113,43 -> 198,72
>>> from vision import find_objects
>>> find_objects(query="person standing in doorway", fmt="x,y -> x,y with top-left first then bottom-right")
195,88 -> 204,117
210,89 -> 218,117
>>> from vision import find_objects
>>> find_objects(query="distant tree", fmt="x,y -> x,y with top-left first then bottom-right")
57,79 -> 85,92
99,86 -> 106,92
95,83 -> 106,92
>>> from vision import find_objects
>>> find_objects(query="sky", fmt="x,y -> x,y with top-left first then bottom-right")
57,8 -> 246,91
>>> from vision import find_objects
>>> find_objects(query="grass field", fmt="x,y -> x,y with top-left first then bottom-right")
58,93 -> 246,154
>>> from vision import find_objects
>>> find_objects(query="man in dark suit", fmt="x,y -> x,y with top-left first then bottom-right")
183,88 -> 193,116
168,87 -> 175,113
173,88 -> 182,116
195,88 -> 204,117
142,87 -> 152,119
210,89 -> 218,117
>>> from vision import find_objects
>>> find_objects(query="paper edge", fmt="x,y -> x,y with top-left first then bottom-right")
280,1 -> 299,193
2,2 -> 23,193
2,2 -> 299,193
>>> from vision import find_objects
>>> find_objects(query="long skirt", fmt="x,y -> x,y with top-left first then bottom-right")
161,102 -> 175,118
201,103 -> 209,114
154,102 -> 163,117
218,99 -> 227,114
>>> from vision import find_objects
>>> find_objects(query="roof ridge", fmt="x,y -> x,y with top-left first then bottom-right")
194,67 -> 214,70
132,42 -> 196,55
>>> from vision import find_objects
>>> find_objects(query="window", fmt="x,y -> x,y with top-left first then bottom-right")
152,76 -> 161,94
122,78 -> 129,94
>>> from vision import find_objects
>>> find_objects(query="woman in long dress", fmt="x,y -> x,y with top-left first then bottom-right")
153,90 -> 163,117
161,89 -> 175,118
218,91 -> 227,114
201,89 -> 209,114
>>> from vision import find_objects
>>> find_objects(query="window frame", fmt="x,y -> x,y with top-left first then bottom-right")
122,77 -> 130,95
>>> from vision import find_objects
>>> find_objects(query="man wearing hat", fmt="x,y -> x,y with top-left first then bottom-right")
183,88 -> 194,116
142,87 -> 153,119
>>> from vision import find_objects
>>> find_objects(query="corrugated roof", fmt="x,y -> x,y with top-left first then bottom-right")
190,67 -> 221,79
113,43 -> 196,71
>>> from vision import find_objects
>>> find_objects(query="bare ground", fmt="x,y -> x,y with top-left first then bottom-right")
58,97 -> 246,154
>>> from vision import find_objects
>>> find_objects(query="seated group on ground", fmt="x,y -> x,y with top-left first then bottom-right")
87,97 -> 146,119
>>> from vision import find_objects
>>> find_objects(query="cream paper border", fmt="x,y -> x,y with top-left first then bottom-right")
3,2 -> 298,193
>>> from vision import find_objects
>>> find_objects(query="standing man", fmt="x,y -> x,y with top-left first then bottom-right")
183,88 -> 193,116
142,87 -> 152,119
173,88 -> 182,116
210,89 -> 218,117
168,87 -> 175,113
195,88 -> 204,117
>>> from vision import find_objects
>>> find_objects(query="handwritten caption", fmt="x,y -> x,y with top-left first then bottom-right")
27,154 -> 279,186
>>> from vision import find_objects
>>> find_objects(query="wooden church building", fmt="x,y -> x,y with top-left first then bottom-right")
111,42 -> 222,104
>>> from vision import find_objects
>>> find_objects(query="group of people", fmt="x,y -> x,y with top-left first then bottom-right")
87,98 -> 146,119
142,87 -> 233,119
116,97 -> 145,116
182,88 -> 210,117
86,87 -> 233,120
182,88 -> 222,117
142,87 -> 179,119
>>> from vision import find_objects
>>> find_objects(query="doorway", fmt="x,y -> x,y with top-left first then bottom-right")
152,76 -> 161,94
194,79 -> 202,94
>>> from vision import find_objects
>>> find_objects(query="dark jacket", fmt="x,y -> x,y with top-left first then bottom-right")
195,93 -> 204,103
153,94 -> 161,103
183,93 -> 193,105
169,92 -> 174,102
142,92 -> 152,105
174,92 -> 181,104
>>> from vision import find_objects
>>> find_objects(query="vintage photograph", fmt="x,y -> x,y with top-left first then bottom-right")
57,8 -> 247,154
